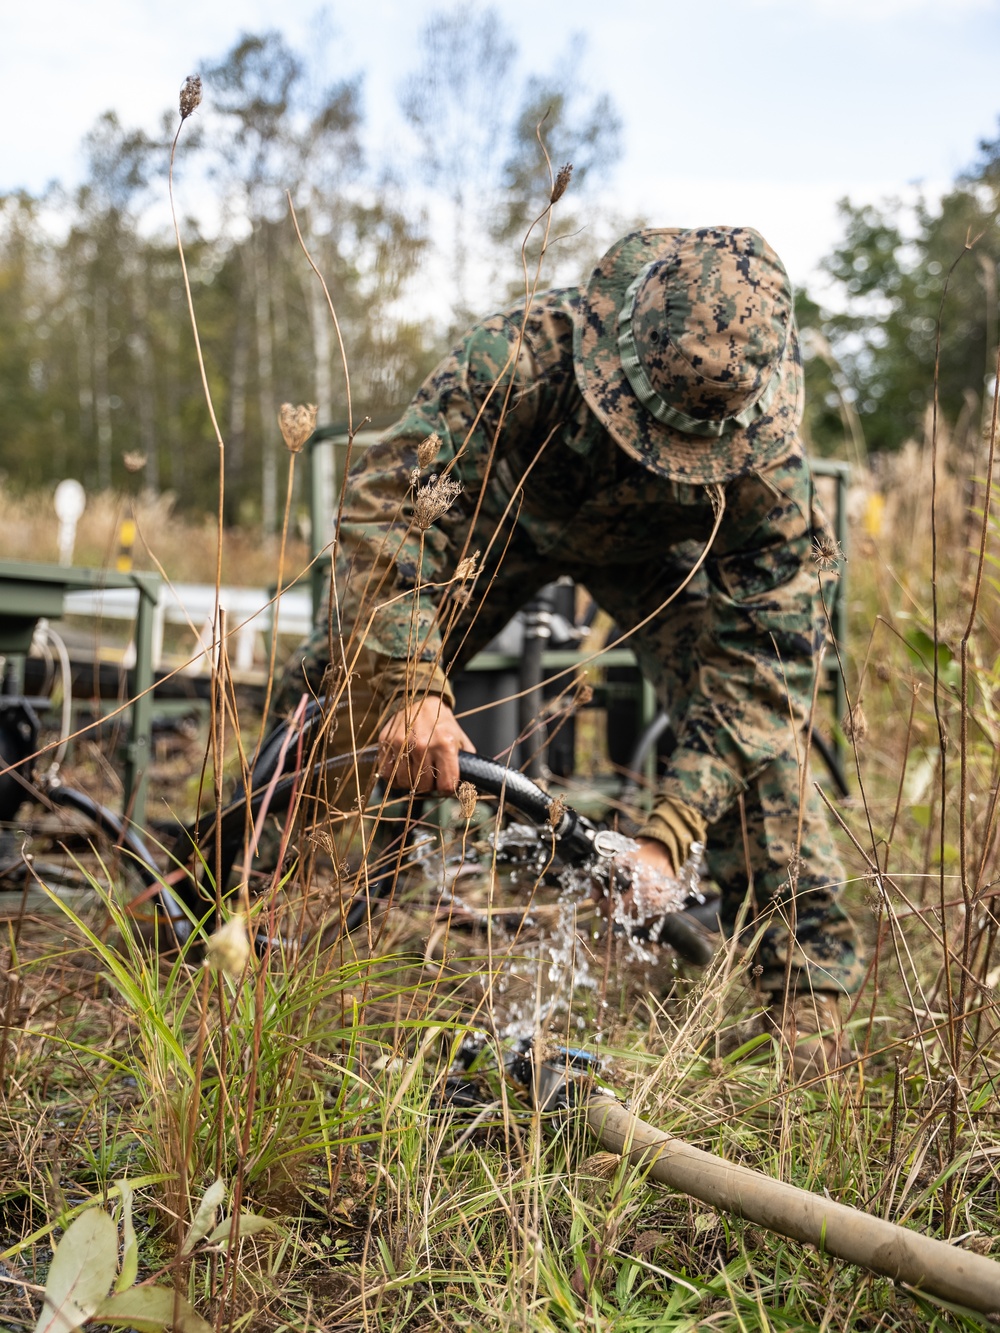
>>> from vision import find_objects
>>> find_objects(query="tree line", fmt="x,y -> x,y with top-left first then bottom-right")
798,134 -> 1000,463
1,7 -> 997,529
0,11 -> 622,529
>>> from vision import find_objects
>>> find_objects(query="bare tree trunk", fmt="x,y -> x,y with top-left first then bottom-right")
74,305 -> 94,451
272,237 -> 290,357
253,229 -> 277,535
307,265 -> 333,422
161,315 -> 181,494
228,316 -> 249,518
92,283 -> 113,491
302,225 -> 336,549
131,269 -> 159,492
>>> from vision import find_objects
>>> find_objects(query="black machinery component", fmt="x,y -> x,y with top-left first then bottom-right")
0,697 -> 40,825
0,655 -> 45,826
452,580 -> 582,776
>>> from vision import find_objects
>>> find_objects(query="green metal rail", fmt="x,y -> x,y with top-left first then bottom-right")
0,560 -> 160,827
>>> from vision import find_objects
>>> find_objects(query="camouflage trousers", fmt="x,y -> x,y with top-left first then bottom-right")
275,513 -> 863,998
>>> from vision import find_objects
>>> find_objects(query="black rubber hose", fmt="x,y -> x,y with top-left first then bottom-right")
812,729 -> 850,800
251,696 -> 334,793
648,910 -> 717,967
253,712 -> 568,851
47,786 -> 161,888
340,751 -> 565,938
456,751 -> 558,826
182,744 -> 380,899
46,785 -> 193,940
456,752 -> 716,966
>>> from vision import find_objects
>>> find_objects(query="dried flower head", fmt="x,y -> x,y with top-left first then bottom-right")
454,550 -> 480,581
204,912 -> 250,976
573,678 -> 594,708
579,1151 -> 619,1181
843,701 -> 869,743
417,432 -> 441,469
456,781 -> 478,821
414,475 -> 462,530
812,534 -> 844,571
278,402 -> 318,454
122,451 -> 147,473
967,1235 -> 998,1257
310,829 -> 336,857
179,75 -> 203,121
551,162 -> 573,204
546,795 -> 566,831
864,863 -> 886,895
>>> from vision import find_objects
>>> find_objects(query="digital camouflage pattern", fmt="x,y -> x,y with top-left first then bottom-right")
576,227 -> 804,484
277,282 -> 863,996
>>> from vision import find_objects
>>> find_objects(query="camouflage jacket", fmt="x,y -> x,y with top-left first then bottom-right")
335,289 -> 833,828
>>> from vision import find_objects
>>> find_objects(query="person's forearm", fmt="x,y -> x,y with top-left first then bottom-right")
335,438 -> 455,708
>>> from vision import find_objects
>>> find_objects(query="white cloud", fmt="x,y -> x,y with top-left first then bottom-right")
748,0 -> 993,13
0,0 -> 992,304
629,175 -> 951,291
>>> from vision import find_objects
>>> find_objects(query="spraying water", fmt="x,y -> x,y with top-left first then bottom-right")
488,821 -> 707,1031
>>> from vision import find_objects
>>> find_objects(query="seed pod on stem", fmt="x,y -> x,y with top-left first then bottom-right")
179,75 -> 202,121
278,402 -> 318,454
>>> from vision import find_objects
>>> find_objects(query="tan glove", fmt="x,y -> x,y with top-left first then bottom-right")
637,795 -> 707,871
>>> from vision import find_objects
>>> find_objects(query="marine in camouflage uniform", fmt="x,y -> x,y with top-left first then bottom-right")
280,226 -> 862,1002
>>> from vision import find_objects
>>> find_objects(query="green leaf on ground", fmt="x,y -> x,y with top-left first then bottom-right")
180,1178 -> 226,1256
34,1208 -> 117,1333
205,1211 -> 283,1245
92,1285 -> 213,1332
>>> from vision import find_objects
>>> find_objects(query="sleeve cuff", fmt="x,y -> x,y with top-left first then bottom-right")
373,656 -> 456,714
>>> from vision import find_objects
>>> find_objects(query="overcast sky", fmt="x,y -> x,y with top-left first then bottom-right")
4,0 -> 999,296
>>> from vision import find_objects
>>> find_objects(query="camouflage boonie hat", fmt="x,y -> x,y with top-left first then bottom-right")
574,226 -> 803,484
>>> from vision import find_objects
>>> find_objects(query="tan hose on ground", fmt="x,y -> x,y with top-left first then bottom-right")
587,1092 -> 1000,1317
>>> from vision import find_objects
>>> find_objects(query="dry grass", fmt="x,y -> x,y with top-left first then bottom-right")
2,190 -> 1000,1324
0,484 -> 310,587
3,410 -> 1000,1330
